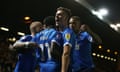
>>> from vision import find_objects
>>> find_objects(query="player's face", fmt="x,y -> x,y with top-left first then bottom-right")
69,18 -> 81,33
80,24 -> 86,31
55,10 -> 68,27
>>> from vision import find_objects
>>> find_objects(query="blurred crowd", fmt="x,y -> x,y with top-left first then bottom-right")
0,41 -> 16,72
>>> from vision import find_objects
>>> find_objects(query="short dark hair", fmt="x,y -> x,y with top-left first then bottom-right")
70,16 -> 81,23
57,7 -> 72,17
43,16 -> 55,27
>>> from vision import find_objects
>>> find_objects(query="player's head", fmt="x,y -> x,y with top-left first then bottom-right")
69,16 -> 81,33
30,21 -> 43,34
80,24 -> 89,32
55,7 -> 71,27
43,24 -> 46,29
43,16 -> 55,28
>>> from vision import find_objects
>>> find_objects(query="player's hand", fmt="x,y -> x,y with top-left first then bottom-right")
28,42 -> 39,48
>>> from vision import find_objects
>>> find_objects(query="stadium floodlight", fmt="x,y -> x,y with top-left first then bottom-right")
116,23 -> 120,27
114,51 -> 118,55
24,16 -> 30,20
107,49 -> 110,53
100,55 -> 104,58
91,10 -> 103,19
110,24 -> 118,31
91,8 -> 108,20
0,27 -> 9,31
98,8 -> 109,16
17,32 -> 25,36
92,53 -> 96,56
104,56 -> 107,59
113,59 -> 116,62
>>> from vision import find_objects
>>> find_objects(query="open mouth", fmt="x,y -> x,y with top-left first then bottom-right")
55,19 -> 59,22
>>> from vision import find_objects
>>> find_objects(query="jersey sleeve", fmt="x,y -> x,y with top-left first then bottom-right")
19,35 -> 32,42
63,31 -> 74,47
31,34 -> 38,43
31,32 -> 42,43
51,32 -> 63,46
84,32 -> 93,43
87,34 -> 93,42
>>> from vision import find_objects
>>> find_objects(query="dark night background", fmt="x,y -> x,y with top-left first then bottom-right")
0,0 -> 120,71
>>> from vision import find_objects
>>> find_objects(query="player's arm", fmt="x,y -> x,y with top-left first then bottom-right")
13,41 -> 38,50
85,25 -> 102,44
61,32 -> 72,72
61,44 -> 71,72
87,30 -> 102,44
13,35 -> 40,50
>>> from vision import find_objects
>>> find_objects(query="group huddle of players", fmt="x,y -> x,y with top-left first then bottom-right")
12,7 -> 98,72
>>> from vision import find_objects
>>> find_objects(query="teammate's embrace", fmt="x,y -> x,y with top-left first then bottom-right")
33,16 -> 63,72
69,16 -> 95,72
55,7 -> 76,72
13,21 -> 43,72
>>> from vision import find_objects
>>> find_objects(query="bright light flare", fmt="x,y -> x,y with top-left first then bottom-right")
116,23 -> 120,27
0,27 -> 9,31
104,56 -> 107,59
111,58 -> 114,61
114,51 -> 118,55
100,55 -> 104,58
114,59 -> 116,62
8,37 -> 16,42
17,32 -> 25,36
91,10 -> 103,19
110,24 -> 118,31
107,49 -> 110,53
98,8 -> 109,16
107,57 -> 110,60
98,45 -> 102,49
97,54 -> 100,57
24,16 -> 30,20
92,53 -> 96,56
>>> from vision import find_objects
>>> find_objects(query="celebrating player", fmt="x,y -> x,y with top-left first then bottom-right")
33,16 -> 63,72
69,16 -> 95,72
13,21 -> 43,72
55,7 -> 76,72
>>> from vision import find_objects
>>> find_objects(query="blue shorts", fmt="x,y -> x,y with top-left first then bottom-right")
14,55 -> 36,72
39,60 -> 60,72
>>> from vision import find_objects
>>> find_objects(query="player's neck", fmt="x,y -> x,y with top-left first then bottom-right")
31,32 -> 35,37
74,30 -> 80,35
46,26 -> 52,29
61,23 -> 68,31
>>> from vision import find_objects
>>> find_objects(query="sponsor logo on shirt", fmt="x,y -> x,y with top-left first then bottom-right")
65,33 -> 70,41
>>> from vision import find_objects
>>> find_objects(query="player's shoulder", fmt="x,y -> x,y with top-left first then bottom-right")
20,35 -> 31,39
80,31 -> 92,39
48,28 -> 57,34
81,31 -> 89,36
63,28 -> 73,34
19,35 -> 32,41
49,28 -> 56,32
36,30 -> 44,36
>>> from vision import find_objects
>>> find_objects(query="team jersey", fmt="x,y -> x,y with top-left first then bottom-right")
33,28 -> 63,72
14,35 -> 36,72
62,28 -> 76,72
33,28 -> 63,62
62,28 -> 76,48
72,31 -> 94,71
